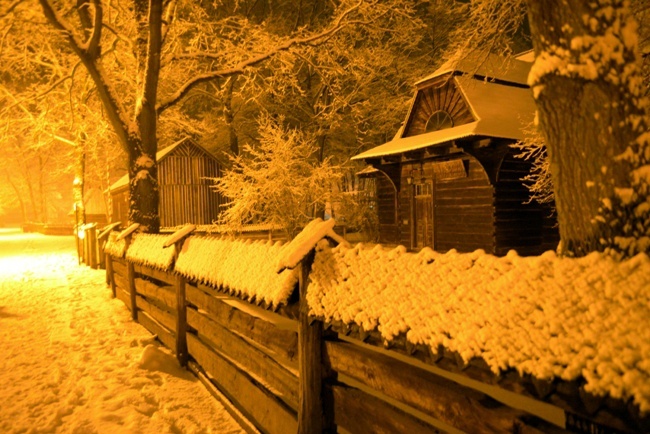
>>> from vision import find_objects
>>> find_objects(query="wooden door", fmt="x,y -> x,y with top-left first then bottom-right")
412,182 -> 434,250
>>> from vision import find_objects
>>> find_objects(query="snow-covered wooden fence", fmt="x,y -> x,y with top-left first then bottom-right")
102,221 -> 650,434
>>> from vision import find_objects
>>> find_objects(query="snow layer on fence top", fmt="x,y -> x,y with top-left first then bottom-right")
175,236 -> 299,307
125,234 -> 176,270
308,243 -> 650,412
104,231 -> 127,258
277,218 -> 337,272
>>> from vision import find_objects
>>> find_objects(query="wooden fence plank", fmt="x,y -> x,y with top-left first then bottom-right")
187,334 -> 298,434
115,288 -> 132,311
325,339 -> 565,434
330,383 -> 440,434
186,284 -> 298,364
139,311 -> 176,351
136,295 -> 177,332
133,263 -> 174,286
187,308 -> 299,409
134,277 -> 176,310
112,260 -> 127,279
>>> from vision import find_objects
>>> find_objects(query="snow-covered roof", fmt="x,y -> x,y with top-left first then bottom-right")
108,137 -> 214,193
352,75 -> 536,161
126,233 -> 176,270
416,52 -> 532,87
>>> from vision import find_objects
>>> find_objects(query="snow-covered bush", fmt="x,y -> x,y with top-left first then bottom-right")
210,115 -> 342,239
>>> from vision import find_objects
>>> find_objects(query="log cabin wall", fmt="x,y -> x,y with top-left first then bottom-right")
396,154 -> 495,253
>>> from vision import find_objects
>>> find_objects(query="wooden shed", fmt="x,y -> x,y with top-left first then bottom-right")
353,54 -> 558,256
109,138 -> 225,228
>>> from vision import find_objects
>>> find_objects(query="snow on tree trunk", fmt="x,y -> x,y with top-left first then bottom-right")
527,0 -> 649,257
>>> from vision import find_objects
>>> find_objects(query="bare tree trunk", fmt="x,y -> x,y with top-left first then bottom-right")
224,77 -> 239,156
526,0 -> 649,256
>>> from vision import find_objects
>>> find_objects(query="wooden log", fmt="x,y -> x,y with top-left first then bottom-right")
298,251 -> 329,434
330,383 -> 439,434
187,361 -> 260,434
139,311 -> 176,351
88,226 -> 98,269
134,277 -> 176,310
136,295 -> 176,333
127,261 -> 137,321
176,274 -> 188,367
115,288 -> 132,312
186,284 -> 298,364
187,334 -> 297,434
112,259 -> 127,279
325,339 -> 562,433
106,253 -> 116,298
113,274 -> 128,296
187,308 -> 299,409
133,263 -> 174,286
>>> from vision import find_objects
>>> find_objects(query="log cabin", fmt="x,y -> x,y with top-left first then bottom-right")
109,138 -> 226,228
352,54 -> 558,256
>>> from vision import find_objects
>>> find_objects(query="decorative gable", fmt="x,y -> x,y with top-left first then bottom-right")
402,75 -> 475,138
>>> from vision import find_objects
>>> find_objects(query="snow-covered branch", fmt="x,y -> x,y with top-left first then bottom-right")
156,1 -> 364,113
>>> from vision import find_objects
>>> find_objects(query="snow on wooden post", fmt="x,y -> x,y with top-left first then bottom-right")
164,224 -> 196,367
118,223 -> 140,320
277,219 -> 347,434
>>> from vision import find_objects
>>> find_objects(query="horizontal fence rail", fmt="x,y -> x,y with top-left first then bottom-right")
101,225 -> 649,434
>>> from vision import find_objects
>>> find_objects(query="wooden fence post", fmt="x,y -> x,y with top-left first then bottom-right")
127,259 -> 137,321
106,253 -> 116,297
87,225 -> 98,269
174,240 -> 188,367
298,250 -> 328,434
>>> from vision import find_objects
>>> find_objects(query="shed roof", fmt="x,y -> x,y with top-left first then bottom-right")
416,52 -> 532,88
109,138 -> 216,193
352,75 -> 536,160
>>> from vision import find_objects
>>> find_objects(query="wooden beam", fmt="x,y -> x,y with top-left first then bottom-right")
325,339 -> 565,433
136,295 -> 176,332
139,311 -> 176,351
188,334 -> 298,434
186,284 -> 298,365
298,251 -> 328,433
176,274 -> 188,366
187,308 -> 299,409
134,277 -> 176,309
330,383 -> 439,434
127,261 -> 137,321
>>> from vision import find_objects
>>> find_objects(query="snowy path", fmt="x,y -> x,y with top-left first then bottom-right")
0,229 -> 244,434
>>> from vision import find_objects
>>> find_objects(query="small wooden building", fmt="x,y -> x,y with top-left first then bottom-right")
109,138 -> 225,228
353,54 -> 558,256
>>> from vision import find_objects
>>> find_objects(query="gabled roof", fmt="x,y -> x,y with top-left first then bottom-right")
352,72 -> 536,161
109,137 -> 217,192
416,52 -> 532,88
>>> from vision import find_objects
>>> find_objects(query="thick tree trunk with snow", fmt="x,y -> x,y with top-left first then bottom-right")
526,0 -> 649,256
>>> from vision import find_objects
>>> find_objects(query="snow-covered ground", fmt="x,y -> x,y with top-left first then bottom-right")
0,228 -> 244,434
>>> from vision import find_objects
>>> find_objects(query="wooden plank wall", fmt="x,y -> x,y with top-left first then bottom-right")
397,156 -> 495,253
159,153 -> 225,228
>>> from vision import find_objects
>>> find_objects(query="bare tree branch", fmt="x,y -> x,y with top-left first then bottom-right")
0,0 -> 23,19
